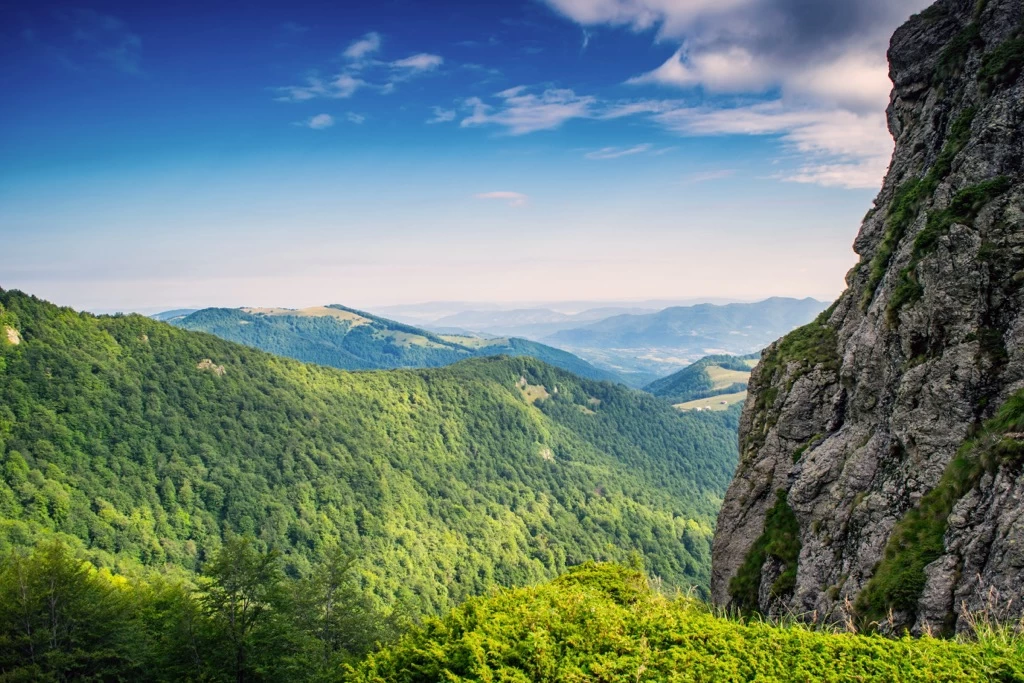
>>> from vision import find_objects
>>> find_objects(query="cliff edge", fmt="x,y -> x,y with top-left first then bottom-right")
711,0 -> 1024,634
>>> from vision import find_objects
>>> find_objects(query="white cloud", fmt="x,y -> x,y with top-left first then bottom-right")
654,101 -> 893,188
537,0 -> 930,189
475,191 -> 529,207
344,32 -> 381,60
445,83 -> 891,187
277,37 -> 444,103
346,112 -> 366,124
274,73 -> 366,102
391,53 -> 444,71
628,47 -> 774,93
584,144 -> 653,160
304,114 -> 335,129
681,169 -> 735,184
460,87 -> 596,135
427,107 -> 457,124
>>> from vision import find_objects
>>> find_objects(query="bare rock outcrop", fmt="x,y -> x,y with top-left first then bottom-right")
711,0 -> 1024,634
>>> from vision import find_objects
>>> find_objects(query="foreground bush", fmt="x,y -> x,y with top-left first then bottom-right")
348,563 -> 1024,682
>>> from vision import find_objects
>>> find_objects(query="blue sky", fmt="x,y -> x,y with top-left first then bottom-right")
0,0 -> 931,313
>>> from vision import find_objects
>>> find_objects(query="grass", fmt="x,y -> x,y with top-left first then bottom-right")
729,489 -> 802,613
706,365 -> 753,390
242,306 -> 373,325
887,176 -> 1012,323
746,311 -> 839,454
855,390 -> 1024,633
440,335 -> 510,349
348,563 -> 1024,682
518,379 -> 552,404
979,30 -> 1024,94
675,390 -> 747,412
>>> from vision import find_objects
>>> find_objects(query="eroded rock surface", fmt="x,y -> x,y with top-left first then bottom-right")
712,0 -> 1024,634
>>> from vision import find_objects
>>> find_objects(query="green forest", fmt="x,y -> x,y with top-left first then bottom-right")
0,289 -> 738,602
172,306 -> 622,383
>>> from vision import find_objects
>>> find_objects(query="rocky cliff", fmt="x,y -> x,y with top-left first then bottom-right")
711,0 -> 1024,634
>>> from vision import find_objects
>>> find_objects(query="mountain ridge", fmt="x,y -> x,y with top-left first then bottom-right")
170,304 -> 624,383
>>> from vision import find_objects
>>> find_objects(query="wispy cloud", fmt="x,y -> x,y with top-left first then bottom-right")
475,191 -> 529,207
654,102 -> 892,188
44,8 -> 143,75
300,113 -> 335,129
442,84 -> 889,188
391,53 -> 443,71
274,74 -> 365,102
276,33 -> 444,105
584,144 -> 653,160
427,107 -> 457,124
460,87 -> 596,135
344,32 -> 381,60
346,112 -> 366,124
681,169 -> 735,184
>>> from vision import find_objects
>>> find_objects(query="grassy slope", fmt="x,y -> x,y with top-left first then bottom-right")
0,290 -> 737,612
350,563 -> 1022,682
645,353 -> 758,404
675,390 -> 749,412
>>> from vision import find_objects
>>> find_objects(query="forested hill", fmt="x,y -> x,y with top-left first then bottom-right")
169,305 -> 622,383
645,353 -> 759,405
0,289 -> 739,611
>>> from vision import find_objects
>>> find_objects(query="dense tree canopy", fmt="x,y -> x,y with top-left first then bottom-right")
0,290 -> 738,615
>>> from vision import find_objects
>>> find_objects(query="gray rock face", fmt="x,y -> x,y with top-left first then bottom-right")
711,0 -> 1024,634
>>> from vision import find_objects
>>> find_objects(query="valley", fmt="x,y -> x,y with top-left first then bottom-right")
0,289 -> 738,610
5,0 -> 1024,678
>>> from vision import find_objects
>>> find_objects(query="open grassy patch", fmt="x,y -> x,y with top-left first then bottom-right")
675,390 -> 747,412
706,365 -> 753,390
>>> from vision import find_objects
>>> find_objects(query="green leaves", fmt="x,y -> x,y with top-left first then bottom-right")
349,563 -> 1023,682
0,289 -> 738,613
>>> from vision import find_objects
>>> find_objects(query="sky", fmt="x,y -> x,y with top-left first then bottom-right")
0,0 -> 932,313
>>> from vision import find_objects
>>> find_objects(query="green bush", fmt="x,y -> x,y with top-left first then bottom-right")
979,32 -> 1024,93
350,563 -> 1024,682
728,489 -> 802,612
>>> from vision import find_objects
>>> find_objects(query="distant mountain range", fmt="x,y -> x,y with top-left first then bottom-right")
374,298 -> 742,327
426,307 -> 659,340
540,298 -> 828,385
163,305 -> 623,383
